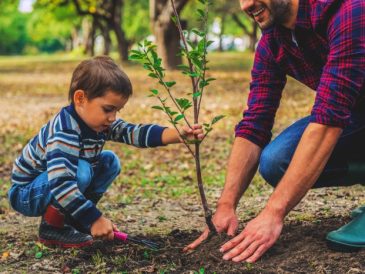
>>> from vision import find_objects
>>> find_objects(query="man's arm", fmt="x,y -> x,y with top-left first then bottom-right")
220,123 -> 342,263
185,137 -> 261,250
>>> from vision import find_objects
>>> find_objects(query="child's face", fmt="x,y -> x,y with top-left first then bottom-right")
74,90 -> 129,132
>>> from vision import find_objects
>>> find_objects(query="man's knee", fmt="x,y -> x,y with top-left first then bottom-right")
259,146 -> 286,188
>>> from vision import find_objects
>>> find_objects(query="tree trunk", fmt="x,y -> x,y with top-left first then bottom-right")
109,0 -> 129,62
84,18 -> 96,56
218,16 -> 226,52
150,0 -> 188,70
154,21 -> 181,69
249,23 -> 258,52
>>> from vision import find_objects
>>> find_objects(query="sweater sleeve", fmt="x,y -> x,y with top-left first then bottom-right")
235,36 -> 287,148
107,119 -> 166,147
46,130 -> 102,228
310,0 -> 365,127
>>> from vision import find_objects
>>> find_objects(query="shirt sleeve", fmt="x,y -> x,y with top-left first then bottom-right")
235,37 -> 287,148
310,0 -> 365,127
107,119 -> 166,147
46,130 -> 102,228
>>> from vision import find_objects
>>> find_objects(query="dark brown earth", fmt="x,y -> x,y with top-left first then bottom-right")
2,217 -> 364,273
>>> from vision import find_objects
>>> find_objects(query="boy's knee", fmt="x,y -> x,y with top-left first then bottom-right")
77,160 -> 93,192
259,145 -> 287,188
101,150 -> 122,175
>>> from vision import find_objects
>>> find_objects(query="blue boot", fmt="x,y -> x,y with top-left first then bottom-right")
326,210 -> 365,251
350,205 -> 365,218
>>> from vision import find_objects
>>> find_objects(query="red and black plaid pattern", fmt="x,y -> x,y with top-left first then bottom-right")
235,0 -> 365,147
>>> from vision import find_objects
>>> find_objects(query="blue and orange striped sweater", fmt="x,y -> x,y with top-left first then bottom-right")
11,104 -> 165,227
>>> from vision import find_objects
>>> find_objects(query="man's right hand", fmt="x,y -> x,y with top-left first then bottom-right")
91,216 -> 115,240
183,204 -> 239,251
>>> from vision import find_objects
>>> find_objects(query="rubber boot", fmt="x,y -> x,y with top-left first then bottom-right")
39,204 -> 93,248
350,205 -> 365,219
326,210 -> 365,251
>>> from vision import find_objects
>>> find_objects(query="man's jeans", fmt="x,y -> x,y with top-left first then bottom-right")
259,114 -> 365,188
8,150 -> 121,217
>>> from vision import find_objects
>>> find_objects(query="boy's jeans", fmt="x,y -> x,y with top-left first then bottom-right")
259,113 -> 365,188
8,150 -> 121,217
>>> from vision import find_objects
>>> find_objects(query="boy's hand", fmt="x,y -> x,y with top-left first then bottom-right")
91,216 -> 115,240
181,124 -> 204,142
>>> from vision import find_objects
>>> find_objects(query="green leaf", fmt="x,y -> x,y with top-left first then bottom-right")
35,252 -> 43,259
212,115 -> 225,124
128,54 -> 141,60
174,114 -> 184,122
150,89 -> 159,95
171,15 -> 177,24
152,106 -> 164,111
197,9 -> 205,18
193,92 -> 202,98
148,73 -> 158,79
165,81 -> 176,88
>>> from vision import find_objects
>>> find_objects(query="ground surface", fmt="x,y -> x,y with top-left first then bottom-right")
0,53 -> 364,273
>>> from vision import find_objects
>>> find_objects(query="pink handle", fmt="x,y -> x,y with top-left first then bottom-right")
114,231 -> 128,242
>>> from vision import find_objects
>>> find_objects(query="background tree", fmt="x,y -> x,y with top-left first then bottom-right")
0,0 -> 29,54
149,0 -> 188,70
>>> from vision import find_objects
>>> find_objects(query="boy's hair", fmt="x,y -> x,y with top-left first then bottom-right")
68,56 -> 132,102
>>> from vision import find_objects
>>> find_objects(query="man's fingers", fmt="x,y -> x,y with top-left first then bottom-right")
246,244 -> 268,263
220,231 -> 245,253
231,239 -> 263,262
222,236 -> 253,260
183,229 -> 209,252
227,220 -> 238,236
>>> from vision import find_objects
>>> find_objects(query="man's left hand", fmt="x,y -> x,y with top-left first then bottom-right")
219,209 -> 283,263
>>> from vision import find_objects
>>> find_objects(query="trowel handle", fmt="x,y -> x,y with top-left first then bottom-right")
114,231 -> 128,242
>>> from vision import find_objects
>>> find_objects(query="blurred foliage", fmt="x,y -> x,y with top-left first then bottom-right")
0,0 -> 256,56
0,0 -> 28,54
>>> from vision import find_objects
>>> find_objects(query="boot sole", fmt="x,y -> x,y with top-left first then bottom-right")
326,239 -> 364,252
39,237 -> 93,248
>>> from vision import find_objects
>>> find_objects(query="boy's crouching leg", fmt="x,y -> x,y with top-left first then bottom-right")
39,204 -> 93,248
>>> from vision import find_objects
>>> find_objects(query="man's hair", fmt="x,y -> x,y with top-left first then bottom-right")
68,56 -> 132,102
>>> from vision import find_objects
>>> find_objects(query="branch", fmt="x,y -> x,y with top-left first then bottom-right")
170,0 -> 199,124
232,13 -> 251,36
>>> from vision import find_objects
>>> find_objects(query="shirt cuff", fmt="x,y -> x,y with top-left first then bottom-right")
148,125 -> 167,147
75,202 -> 102,228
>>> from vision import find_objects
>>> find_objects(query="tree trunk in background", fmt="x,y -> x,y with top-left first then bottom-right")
218,16 -> 226,52
150,0 -> 188,70
248,23 -> 258,52
105,0 -> 129,61
84,18 -> 96,56
232,13 -> 259,52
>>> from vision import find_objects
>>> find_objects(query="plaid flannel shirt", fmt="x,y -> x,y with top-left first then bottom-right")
235,0 -> 365,147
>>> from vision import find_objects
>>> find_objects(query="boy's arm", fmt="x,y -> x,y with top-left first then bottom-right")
107,119 -> 166,147
46,130 -> 102,229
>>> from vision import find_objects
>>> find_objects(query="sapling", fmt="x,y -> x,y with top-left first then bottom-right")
129,0 -> 223,234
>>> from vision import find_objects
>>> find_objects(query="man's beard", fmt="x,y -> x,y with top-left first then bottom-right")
260,0 -> 293,29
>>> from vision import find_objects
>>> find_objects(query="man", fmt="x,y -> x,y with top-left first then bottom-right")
185,0 -> 365,263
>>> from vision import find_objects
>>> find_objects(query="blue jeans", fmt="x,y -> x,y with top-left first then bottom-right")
259,113 -> 365,188
8,150 -> 121,217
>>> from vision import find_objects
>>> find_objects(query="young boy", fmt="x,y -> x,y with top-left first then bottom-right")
8,56 -> 203,248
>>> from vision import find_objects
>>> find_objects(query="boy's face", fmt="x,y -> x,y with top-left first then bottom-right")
74,90 -> 129,133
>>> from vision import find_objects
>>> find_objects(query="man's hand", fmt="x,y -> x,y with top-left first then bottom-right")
184,204 -> 239,251
91,216 -> 115,240
220,209 -> 283,263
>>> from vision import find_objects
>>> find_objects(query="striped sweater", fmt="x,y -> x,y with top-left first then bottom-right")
11,104 -> 165,227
